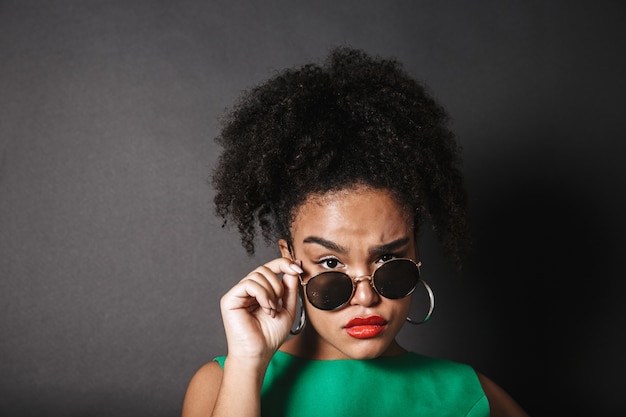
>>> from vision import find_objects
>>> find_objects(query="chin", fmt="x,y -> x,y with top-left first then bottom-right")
344,339 -> 396,360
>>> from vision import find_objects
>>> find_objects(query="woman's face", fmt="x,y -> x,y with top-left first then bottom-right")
279,185 -> 417,360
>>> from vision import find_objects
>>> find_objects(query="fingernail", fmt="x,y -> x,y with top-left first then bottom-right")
268,299 -> 277,310
290,263 -> 303,274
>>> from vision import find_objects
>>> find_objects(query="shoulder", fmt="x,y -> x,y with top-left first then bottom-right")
409,357 -> 530,416
476,372 -> 529,417
181,361 -> 224,417
190,360 -> 225,381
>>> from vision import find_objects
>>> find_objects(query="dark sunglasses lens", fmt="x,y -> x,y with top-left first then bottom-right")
374,259 -> 420,299
305,272 -> 354,310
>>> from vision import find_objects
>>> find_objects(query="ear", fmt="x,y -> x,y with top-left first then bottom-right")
278,239 -> 292,259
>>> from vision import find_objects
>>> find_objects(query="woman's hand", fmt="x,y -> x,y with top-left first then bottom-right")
219,257 -> 302,363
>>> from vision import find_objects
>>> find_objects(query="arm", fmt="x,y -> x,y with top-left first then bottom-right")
181,361 -> 223,417
181,359 -> 268,417
181,258 -> 302,417
477,372 -> 529,417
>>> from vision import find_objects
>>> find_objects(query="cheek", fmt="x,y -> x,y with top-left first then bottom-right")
391,296 -> 412,318
302,305 -> 333,334
375,296 -> 413,327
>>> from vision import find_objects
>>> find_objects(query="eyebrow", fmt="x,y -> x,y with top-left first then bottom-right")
302,236 -> 411,256
369,237 -> 411,256
302,236 -> 348,254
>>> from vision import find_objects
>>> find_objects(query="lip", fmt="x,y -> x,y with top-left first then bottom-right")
344,315 -> 387,339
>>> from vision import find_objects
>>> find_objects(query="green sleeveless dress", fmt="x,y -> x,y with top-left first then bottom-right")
214,351 -> 489,416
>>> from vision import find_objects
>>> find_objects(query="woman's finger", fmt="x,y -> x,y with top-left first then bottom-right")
221,276 -> 277,316
245,258 -> 303,309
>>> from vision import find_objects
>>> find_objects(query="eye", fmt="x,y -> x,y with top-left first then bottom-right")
318,257 -> 343,270
377,254 -> 397,263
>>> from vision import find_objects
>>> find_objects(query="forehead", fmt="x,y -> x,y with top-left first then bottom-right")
290,186 -> 413,241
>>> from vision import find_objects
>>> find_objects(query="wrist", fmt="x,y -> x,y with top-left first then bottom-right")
222,354 -> 271,387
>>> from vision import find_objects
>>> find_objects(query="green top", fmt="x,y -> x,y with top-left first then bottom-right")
214,351 -> 489,416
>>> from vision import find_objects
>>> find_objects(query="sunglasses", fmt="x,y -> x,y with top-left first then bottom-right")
299,258 -> 421,311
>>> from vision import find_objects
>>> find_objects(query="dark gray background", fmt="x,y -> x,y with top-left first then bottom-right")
1,1 -> 625,416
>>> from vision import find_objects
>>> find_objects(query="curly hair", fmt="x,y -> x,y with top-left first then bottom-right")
212,47 -> 469,267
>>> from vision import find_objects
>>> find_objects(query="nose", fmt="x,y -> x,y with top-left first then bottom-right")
349,275 -> 380,307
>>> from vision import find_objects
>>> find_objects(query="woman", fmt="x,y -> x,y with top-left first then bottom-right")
182,47 -> 528,416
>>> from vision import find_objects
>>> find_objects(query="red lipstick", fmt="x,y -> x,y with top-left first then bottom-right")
344,316 -> 387,339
